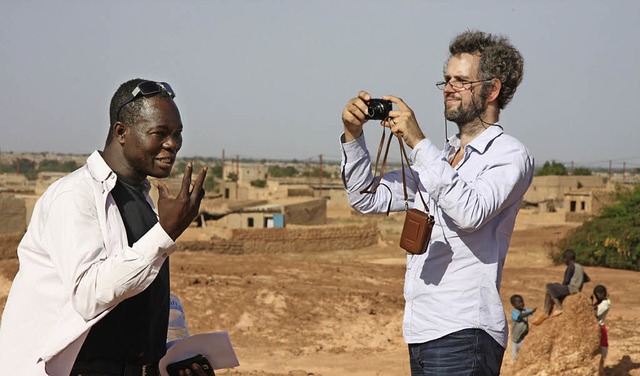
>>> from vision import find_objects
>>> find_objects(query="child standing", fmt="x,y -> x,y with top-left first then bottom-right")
510,294 -> 537,361
592,285 -> 611,360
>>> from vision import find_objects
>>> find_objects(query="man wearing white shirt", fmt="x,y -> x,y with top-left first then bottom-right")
0,79 -> 207,375
340,30 -> 534,375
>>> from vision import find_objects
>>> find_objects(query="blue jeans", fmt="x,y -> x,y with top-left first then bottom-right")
408,328 -> 505,376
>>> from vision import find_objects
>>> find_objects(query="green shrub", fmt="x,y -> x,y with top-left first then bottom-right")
250,179 -> 267,188
557,185 -> 640,270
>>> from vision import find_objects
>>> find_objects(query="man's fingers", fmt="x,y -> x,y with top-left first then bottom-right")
345,106 -> 366,124
179,162 -> 194,196
190,167 -> 208,201
195,166 -> 208,187
357,90 -> 371,102
383,95 -> 410,111
156,181 -> 170,198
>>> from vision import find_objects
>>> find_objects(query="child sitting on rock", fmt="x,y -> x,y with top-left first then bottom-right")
531,249 -> 590,325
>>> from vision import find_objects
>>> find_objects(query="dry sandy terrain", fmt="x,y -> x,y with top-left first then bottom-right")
0,209 -> 639,375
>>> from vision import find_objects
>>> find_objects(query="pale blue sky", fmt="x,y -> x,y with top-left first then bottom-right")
1,1 -> 639,170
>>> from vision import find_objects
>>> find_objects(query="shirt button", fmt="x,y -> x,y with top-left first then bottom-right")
162,253 -> 168,258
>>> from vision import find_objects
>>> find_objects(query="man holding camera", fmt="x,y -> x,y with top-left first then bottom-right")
340,30 -> 534,375
0,78 -> 207,375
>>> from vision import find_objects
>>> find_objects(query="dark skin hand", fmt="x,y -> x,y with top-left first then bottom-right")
157,163 -> 208,241
519,308 -> 537,319
176,363 -> 209,376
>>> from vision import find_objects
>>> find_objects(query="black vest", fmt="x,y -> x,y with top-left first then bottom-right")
73,175 -> 170,371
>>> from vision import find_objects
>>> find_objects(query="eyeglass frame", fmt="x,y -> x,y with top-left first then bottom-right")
435,78 -> 493,91
115,81 -> 176,122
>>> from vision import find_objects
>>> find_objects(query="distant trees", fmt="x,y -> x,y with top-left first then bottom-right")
38,159 -> 78,173
0,161 -> 14,173
211,165 -> 223,179
536,161 -> 592,176
0,158 -> 46,180
536,161 -> 567,176
268,165 -> 299,178
1,157 -> 343,184
572,167 -> 592,176
204,174 -> 217,192
300,167 -> 331,178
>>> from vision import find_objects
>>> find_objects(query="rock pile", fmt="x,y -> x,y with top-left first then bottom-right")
504,293 -> 603,375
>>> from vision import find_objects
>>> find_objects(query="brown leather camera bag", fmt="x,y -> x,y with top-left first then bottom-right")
360,128 -> 434,254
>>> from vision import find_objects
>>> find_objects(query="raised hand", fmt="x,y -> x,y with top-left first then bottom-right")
157,163 -> 208,241
342,91 -> 372,141
381,95 -> 425,149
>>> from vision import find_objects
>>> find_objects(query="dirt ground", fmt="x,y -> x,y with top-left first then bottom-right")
0,209 -> 639,375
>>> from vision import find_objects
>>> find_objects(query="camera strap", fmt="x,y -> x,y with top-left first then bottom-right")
397,134 -> 429,213
359,125 -> 430,215
359,127 -> 393,195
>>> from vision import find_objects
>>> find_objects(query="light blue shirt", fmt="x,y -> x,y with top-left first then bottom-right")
512,308 -> 534,322
340,125 -> 534,347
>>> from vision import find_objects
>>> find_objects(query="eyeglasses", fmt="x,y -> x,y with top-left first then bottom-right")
116,81 -> 176,122
435,78 -> 493,91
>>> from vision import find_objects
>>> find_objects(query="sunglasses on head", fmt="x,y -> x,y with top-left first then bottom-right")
116,81 -> 176,122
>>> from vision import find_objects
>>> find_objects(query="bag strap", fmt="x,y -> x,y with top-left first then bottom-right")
397,134 -> 429,212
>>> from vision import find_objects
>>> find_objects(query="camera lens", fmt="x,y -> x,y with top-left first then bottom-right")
368,103 -> 383,118
366,99 -> 392,120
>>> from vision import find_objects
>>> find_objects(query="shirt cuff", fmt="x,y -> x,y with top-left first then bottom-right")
134,222 -> 177,262
340,132 -> 368,154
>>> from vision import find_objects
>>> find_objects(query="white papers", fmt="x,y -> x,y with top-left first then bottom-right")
158,332 -> 240,376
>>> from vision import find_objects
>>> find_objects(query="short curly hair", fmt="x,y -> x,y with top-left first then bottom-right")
448,30 -> 524,110
106,78 -> 174,146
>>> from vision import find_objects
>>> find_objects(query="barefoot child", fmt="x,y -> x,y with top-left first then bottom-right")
510,294 -> 536,361
592,284 -> 611,360
531,249 -> 590,325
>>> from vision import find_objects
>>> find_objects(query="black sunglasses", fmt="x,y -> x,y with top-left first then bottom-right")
115,81 -> 176,122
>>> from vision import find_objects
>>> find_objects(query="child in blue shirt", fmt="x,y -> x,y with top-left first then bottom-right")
510,294 -> 537,361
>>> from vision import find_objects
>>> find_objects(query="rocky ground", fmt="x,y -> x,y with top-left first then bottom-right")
0,209 -> 639,375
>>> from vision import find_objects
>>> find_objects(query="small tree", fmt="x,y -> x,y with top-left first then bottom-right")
250,179 -> 267,188
226,172 -> 238,182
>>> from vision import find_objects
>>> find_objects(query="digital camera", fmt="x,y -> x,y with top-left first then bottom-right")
365,99 -> 392,120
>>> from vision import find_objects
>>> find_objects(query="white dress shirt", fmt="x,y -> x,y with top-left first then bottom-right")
0,151 -> 176,375
341,125 -> 534,347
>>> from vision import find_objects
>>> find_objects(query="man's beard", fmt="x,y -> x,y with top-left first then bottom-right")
444,90 -> 489,125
